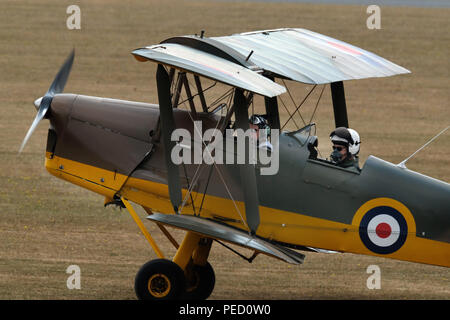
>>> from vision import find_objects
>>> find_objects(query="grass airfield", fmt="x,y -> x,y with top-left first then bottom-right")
0,0 -> 449,299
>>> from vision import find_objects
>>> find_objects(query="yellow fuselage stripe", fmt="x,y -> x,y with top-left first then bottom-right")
45,153 -> 450,267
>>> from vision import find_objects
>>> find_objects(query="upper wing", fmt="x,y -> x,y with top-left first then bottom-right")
212,28 -> 411,84
133,28 -> 410,93
132,44 -> 286,98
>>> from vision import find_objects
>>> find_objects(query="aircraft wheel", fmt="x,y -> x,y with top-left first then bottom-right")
135,259 -> 186,300
184,262 -> 215,300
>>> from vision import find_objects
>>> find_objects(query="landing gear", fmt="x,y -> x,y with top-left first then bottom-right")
122,201 -> 217,301
184,262 -> 215,300
135,259 -> 186,300
134,259 -> 216,300
134,231 -> 216,300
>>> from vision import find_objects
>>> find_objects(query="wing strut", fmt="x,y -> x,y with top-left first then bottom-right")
234,88 -> 260,235
156,64 -> 182,213
264,77 -> 281,129
330,81 -> 349,128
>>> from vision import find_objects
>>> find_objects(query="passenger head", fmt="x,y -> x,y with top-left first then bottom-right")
249,115 -> 270,140
329,127 -> 360,163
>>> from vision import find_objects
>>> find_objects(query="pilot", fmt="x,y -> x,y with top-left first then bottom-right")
329,127 -> 361,172
249,115 -> 273,151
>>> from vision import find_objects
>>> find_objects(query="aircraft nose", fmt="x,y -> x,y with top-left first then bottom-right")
34,96 -> 43,111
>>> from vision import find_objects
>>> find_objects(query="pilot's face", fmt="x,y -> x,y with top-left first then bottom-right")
332,144 -> 348,160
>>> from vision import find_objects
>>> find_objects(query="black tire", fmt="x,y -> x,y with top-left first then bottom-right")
184,262 -> 215,300
135,259 -> 186,300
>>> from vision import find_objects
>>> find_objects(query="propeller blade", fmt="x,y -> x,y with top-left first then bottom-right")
19,50 -> 75,153
47,49 -> 75,95
19,97 -> 51,153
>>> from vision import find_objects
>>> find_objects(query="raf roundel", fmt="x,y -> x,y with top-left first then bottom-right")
359,206 -> 408,254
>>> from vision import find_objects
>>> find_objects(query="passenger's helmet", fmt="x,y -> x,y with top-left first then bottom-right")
249,115 -> 270,136
330,127 -> 361,156
249,115 -> 268,129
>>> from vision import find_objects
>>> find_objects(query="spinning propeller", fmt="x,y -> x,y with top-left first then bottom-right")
19,50 -> 75,153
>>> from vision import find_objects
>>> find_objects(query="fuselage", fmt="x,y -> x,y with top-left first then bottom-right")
44,93 -> 450,267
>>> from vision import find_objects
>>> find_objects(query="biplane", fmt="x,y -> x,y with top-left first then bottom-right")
20,28 -> 449,300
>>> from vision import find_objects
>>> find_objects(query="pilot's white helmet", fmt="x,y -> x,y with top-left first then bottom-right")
330,127 -> 361,156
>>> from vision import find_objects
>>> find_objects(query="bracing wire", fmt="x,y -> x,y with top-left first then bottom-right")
308,84 -> 326,159
282,79 -> 308,127
308,84 -> 326,125
174,79 -> 249,232
278,95 -> 300,130
281,82 -> 317,130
